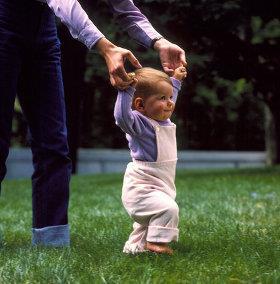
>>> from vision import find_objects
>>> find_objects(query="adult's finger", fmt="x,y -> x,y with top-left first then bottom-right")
162,63 -> 174,74
112,75 -> 134,89
125,51 -> 142,68
180,52 -> 187,67
113,64 -> 131,82
110,75 -> 116,87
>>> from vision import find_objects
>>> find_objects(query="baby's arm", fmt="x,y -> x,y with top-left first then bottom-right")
171,78 -> 182,104
171,66 -> 187,104
114,87 -> 146,136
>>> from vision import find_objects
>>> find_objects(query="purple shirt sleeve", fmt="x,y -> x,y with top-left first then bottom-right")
114,87 -> 158,161
114,78 -> 183,161
170,77 -> 181,104
114,87 -> 150,136
45,0 -> 161,49
45,0 -> 105,49
107,0 -> 162,48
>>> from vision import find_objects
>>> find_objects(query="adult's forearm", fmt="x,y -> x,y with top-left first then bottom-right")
45,0 -> 161,49
107,0 -> 162,48
45,0 -> 105,49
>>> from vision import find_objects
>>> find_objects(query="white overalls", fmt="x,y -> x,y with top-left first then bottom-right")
122,119 -> 179,254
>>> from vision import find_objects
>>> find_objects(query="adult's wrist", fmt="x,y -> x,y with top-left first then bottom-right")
152,37 -> 169,51
95,37 -> 115,57
151,36 -> 164,50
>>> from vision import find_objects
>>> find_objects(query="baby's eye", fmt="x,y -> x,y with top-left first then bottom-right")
160,96 -> 166,100
170,96 -> 173,100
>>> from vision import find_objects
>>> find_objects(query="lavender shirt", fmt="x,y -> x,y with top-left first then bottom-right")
39,0 -> 162,49
114,78 -> 182,162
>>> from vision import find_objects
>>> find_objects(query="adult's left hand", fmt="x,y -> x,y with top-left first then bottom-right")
154,38 -> 187,76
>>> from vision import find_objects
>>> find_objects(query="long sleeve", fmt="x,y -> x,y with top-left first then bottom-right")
114,79 -> 183,136
171,77 -> 182,104
45,0 -> 161,50
114,87 -> 159,161
45,0 -> 105,49
107,0 -> 162,48
114,87 -> 148,136
114,82 -> 181,162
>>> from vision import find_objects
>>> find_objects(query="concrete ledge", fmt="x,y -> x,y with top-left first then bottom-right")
177,151 -> 265,169
5,148 -> 266,179
6,148 -> 34,179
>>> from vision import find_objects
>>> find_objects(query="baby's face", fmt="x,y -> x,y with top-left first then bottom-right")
143,81 -> 174,121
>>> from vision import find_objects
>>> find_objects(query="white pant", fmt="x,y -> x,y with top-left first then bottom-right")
122,160 -> 179,253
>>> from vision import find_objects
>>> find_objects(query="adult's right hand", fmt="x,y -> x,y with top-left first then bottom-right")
96,38 -> 142,90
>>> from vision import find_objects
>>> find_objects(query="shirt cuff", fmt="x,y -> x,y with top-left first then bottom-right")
171,77 -> 182,91
127,23 -> 162,49
118,86 -> 136,96
79,23 -> 105,50
32,224 -> 70,247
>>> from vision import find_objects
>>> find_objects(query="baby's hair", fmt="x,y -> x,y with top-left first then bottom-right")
130,67 -> 172,110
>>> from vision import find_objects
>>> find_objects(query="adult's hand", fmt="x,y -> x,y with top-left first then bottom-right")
96,38 -> 142,89
154,38 -> 187,76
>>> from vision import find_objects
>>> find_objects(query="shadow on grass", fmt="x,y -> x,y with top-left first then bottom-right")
173,242 -> 192,254
0,239 -> 32,252
0,239 -> 72,253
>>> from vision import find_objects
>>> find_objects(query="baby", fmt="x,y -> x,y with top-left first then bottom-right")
114,66 -> 187,255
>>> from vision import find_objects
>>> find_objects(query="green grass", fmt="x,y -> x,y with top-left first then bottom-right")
0,167 -> 279,283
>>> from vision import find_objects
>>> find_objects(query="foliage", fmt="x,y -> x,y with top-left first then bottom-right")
80,0 -> 275,150
11,0 -> 279,151
1,167 -> 280,282
11,98 -> 28,147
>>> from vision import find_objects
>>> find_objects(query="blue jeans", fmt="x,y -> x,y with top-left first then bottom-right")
0,0 -> 71,246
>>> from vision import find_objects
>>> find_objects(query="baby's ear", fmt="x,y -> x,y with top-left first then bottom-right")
134,97 -> 145,111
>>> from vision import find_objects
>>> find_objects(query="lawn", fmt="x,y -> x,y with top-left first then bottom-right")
0,167 -> 279,283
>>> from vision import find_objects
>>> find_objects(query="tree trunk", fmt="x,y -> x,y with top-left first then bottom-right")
58,25 -> 88,173
265,104 -> 280,165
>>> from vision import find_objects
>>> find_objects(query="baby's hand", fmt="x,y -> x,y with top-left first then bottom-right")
128,72 -> 138,88
173,66 -> 187,81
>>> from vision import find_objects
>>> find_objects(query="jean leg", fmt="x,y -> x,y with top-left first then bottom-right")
18,50 -> 72,245
0,9 -> 22,189
17,7 -> 72,246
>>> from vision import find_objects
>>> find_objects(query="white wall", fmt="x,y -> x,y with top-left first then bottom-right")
5,148 -> 266,179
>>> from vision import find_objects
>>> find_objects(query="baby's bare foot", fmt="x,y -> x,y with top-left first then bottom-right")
145,242 -> 173,255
